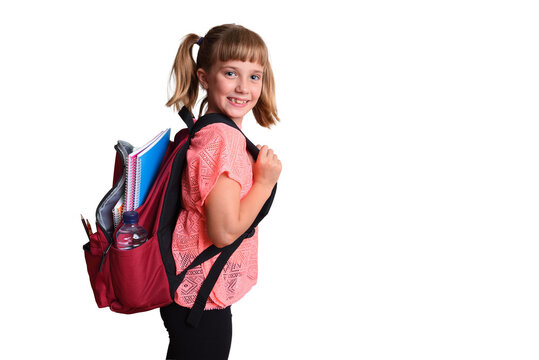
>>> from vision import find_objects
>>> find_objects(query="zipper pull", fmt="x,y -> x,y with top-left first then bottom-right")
98,242 -> 113,272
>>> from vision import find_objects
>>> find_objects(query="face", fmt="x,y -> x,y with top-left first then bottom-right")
198,60 -> 264,126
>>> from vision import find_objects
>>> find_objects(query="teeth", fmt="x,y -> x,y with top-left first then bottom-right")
229,98 -> 248,104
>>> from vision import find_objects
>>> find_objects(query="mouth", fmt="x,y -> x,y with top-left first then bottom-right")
227,97 -> 250,106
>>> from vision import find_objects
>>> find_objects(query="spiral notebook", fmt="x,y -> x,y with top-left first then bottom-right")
112,128 -> 170,227
125,128 -> 171,211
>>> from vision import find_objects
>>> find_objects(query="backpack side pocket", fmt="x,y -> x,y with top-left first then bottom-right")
109,233 -> 172,313
83,229 -> 114,308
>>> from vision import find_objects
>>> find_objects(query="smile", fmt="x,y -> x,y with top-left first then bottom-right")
227,97 -> 249,105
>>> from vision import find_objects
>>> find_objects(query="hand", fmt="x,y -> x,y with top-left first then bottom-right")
254,145 -> 282,188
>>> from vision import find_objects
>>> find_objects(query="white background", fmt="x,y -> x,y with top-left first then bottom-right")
1,1 -> 538,359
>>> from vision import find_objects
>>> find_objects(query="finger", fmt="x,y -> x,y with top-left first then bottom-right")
256,144 -> 262,149
258,145 -> 268,158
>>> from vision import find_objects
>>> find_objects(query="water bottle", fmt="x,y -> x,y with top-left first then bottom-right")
115,211 -> 148,250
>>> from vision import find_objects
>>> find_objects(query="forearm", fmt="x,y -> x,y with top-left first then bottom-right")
206,143 -> 281,248
205,176 -> 272,248
236,182 -> 272,235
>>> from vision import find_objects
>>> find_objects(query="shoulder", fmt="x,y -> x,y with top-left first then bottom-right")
186,122 -> 252,188
196,122 -> 243,139
192,122 -> 246,150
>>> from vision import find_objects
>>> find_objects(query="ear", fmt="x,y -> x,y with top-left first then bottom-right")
197,68 -> 209,89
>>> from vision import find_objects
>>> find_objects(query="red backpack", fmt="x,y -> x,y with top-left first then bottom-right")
82,107 -> 277,327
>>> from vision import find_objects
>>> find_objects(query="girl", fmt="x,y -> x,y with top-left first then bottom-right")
160,24 -> 281,360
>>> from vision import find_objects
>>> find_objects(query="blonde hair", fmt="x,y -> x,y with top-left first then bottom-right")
166,24 -> 279,128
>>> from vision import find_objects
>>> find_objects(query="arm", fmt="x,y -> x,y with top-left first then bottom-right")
205,145 -> 281,248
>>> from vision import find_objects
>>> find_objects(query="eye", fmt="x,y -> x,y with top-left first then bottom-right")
225,71 -> 236,77
251,74 -> 261,81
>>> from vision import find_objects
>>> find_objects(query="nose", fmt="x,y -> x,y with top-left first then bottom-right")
235,76 -> 248,93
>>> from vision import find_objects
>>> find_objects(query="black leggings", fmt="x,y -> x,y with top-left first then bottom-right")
160,302 -> 232,360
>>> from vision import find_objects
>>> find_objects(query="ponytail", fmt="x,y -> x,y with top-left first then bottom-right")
166,34 -> 200,113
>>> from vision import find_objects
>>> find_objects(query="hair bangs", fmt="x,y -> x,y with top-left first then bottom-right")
215,29 -> 268,67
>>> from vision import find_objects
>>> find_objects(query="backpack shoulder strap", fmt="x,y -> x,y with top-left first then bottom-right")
190,112 -> 239,135
178,106 -> 195,130
165,108 -> 277,327
189,111 -> 277,228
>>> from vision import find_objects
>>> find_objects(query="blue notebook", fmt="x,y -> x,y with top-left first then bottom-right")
133,128 -> 171,209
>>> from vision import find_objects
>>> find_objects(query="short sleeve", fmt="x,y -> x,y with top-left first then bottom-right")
190,124 -> 247,207
173,122 -> 257,310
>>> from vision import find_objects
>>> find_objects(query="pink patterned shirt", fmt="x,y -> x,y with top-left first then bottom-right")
172,122 -> 258,309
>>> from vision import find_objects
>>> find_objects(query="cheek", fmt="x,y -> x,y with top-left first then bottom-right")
210,85 -> 227,103
219,83 -> 236,98
210,76 -> 229,96
252,85 -> 263,101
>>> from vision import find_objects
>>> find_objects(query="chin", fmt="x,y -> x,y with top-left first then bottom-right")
227,110 -> 248,119
223,106 -> 252,121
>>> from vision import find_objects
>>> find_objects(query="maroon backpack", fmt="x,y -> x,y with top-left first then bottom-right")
82,107 -> 277,327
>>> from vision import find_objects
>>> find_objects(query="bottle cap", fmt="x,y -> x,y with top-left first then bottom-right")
122,211 -> 139,224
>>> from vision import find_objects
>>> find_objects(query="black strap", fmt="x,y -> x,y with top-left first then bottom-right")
172,244 -> 222,290
171,108 -> 276,327
190,112 -> 239,136
186,227 -> 255,327
188,112 -> 277,229
178,106 -> 194,130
